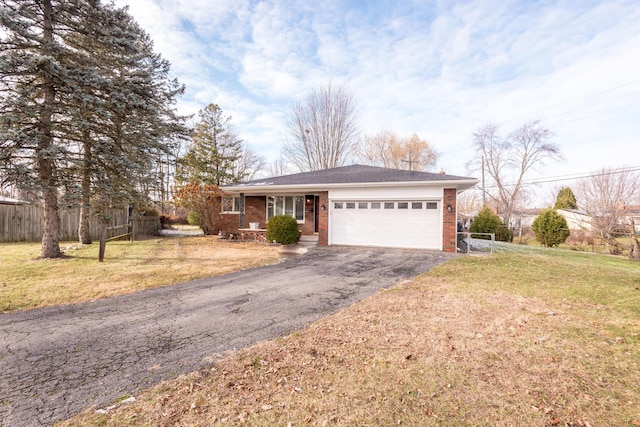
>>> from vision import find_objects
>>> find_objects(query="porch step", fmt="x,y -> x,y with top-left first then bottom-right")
298,235 -> 319,246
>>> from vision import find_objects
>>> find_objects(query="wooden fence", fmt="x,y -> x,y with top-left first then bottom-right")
0,205 -> 158,243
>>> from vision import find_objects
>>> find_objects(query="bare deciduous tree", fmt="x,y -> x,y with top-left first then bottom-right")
230,145 -> 265,182
576,166 -> 640,259
456,189 -> 481,220
268,155 -> 291,177
283,83 -> 359,171
468,120 -> 562,239
358,131 -> 438,171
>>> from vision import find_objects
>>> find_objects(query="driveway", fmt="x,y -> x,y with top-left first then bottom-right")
0,246 -> 457,426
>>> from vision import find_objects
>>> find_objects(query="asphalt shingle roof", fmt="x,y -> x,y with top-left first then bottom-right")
232,164 -> 476,187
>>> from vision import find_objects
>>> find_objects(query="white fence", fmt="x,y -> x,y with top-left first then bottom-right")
457,232 -> 497,254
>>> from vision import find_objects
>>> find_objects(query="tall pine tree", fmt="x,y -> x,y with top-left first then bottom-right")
177,103 -> 251,186
0,0 -> 187,256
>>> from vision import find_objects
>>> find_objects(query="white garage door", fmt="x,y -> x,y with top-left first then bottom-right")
329,200 -> 442,249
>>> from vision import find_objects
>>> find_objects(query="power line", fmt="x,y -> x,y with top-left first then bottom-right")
479,166 -> 640,190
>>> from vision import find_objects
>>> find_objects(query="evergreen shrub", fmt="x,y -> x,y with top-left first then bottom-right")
532,208 -> 570,247
469,206 -> 512,242
266,215 -> 299,245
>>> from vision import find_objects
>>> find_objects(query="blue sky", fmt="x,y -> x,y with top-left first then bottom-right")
115,0 -> 640,205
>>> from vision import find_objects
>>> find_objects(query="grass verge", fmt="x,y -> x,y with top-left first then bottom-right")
58,249 -> 640,426
0,237 -> 280,312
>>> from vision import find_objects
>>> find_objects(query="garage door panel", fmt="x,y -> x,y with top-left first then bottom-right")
330,200 -> 441,249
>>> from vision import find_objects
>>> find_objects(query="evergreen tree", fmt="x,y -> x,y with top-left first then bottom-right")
554,186 -> 578,210
532,208 -> 570,247
177,103 -> 259,185
0,0 -> 187,256
1,0 -> 70,257
469,206 -> 511,242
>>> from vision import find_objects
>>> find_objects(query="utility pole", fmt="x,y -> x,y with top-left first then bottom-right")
481,155 -> 486,206
401,151 -> 415,171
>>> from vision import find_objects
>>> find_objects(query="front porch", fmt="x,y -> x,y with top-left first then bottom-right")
215,193 -> 328,245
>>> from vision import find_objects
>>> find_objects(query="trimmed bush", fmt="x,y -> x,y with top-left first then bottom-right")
469,206 -> 511,242
532,208 -> 570,247
266,215 -> 299,245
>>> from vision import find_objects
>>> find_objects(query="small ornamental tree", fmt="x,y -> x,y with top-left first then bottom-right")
469,206 -> 511,242
173,182 -> 227,234
532,208 -> 570,247
266,215 -> 299,245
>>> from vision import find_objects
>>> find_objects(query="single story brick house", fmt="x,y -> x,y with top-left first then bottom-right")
218,164 -> 478,252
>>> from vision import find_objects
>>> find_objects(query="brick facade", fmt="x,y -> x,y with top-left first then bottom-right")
244,196 -> 267,228
213,195 -> 267,235
213,195 -> 325,242
442,188 -> 457,253
214,190 -> 453,251
317,191 -> 328,246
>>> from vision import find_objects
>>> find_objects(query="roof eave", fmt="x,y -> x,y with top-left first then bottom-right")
223,179 -> 479,194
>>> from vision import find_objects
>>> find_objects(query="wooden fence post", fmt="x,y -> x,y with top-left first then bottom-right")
98,223 -> 107,262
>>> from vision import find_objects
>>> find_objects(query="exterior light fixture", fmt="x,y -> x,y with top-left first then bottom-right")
447,204 -> 453,212
321,204 -> 326,211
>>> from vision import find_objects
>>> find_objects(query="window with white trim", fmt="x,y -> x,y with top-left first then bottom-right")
267,195 -> 304,222
221,196 -> 241,213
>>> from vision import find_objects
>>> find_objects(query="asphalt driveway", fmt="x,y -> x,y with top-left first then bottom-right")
0,246 -> 457,426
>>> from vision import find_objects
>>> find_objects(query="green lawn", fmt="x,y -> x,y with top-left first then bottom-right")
59,246 -> 640,426
0,237 -> 280,312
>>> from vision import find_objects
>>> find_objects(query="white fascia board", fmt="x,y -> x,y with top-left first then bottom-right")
223,179 -> 479,195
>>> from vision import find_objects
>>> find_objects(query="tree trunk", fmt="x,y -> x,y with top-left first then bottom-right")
630,218 -> 640,261
39,0 -> 61,259
41,189 -> 61,258
79,131 -> 92,244
78,204 -> 92,244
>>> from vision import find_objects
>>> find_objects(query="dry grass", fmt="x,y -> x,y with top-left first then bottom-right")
0,237 -> 280,312
59,250 -> 640,427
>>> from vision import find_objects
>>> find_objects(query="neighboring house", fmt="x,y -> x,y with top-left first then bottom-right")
557,208 -> 593,231
622,205 -> 640,234
220,164 -> 477,252
510,208 -> 542,235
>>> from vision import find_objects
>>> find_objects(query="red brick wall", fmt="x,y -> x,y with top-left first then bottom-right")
212,196 -> 266,235
318,192 -> 328,246
442,188 -> 457,253
244,196 -> 266,228
215,212 -> 239,234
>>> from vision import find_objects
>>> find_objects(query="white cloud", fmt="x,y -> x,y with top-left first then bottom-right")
114,0 -> 640,204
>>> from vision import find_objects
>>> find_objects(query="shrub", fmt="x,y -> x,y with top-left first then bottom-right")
469,206 -> 511,242
187,210 -> 203,227
532,208 -> 570,247
565,229 -> 594,247
136,206 -> 159,217
173,183 -> 226,235
266,215 -> 299,245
